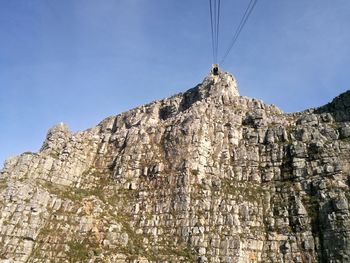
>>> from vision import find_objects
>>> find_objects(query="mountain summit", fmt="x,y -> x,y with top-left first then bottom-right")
1,72 -> 350,262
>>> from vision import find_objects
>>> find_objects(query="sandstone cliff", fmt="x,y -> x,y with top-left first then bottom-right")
1,71 -> 350,263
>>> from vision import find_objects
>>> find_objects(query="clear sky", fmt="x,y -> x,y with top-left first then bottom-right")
1,0 -> 350,166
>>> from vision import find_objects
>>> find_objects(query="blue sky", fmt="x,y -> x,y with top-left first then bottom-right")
1,0 -> 350,166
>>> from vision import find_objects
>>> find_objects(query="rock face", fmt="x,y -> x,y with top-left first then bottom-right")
1,70 -> 350,263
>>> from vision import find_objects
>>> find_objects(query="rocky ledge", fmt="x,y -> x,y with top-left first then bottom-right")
1,70 -> 350,262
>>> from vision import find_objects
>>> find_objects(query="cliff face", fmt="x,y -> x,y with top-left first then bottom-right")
1,71 -> 350,263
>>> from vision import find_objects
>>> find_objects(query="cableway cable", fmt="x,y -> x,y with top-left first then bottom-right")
220,0 -> 258,64
209,0 -> 215,63
216,0 -> 221,64
213,0 -> 217,62
209,0 -> 221,64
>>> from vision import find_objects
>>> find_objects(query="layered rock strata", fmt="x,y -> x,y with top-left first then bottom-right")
1,71 -> 350,262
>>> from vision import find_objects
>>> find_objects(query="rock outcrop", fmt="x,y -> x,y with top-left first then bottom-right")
1,70 -> 350,262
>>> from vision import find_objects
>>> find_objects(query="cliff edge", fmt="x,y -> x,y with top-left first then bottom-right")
1,71 -> 350,262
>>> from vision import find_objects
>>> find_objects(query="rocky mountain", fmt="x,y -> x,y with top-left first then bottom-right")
1,70 -> 350,263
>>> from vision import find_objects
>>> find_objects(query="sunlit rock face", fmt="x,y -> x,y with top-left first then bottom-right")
1,71 -> 350,263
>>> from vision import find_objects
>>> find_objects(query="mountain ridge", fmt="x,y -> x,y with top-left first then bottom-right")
1,71 -> 350,262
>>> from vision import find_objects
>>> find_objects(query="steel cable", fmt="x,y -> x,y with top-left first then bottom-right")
213,0 -> 217,62
216,0 -> 221,63
209,0 -> 215,63
220,0 -> 258,64
209,0 -> 221,64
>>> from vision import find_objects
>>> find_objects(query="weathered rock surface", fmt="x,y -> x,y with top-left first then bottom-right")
1,70 -> 350,262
